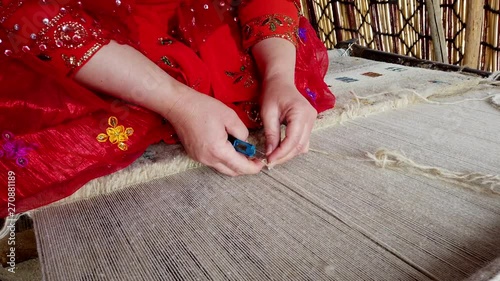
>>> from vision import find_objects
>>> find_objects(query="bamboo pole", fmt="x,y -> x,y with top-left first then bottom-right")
300,0 -> 308,19
484,0 -> 491,71
493,0 -> 500,72
425,0 -> 448,62
463,0 -> 485,68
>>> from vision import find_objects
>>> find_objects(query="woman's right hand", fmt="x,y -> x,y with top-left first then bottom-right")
163,87 -> 265,176
74,42 -> 263,176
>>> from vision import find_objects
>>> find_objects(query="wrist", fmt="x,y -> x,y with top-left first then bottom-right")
262,72 -> 296,88
156,81 -> 191,120
252,38 -> 296,84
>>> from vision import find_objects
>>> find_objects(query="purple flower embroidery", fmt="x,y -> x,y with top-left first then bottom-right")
306,88 -> 317,103
298,27 -> 307,42
0,131 -> 35,168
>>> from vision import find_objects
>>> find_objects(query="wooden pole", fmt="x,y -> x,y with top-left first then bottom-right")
463,0 -> 485,68
425,0 -> 448,63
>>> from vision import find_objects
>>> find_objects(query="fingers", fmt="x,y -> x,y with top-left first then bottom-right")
225,110 -> 250,141
266,109 -> 316,168
200,141 -> 264,177
211,162 -> 239,177
266,120 -> 307,167
261,107 -> 281,155
219,142 -> 265,175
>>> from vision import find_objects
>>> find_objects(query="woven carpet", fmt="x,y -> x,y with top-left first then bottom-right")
33,95 -> 500,279
44,51 -> 489,207
19,52 -> 500,280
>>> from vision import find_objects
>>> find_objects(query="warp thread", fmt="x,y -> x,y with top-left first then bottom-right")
366,148 -> 500,195
0,214 -> 21,240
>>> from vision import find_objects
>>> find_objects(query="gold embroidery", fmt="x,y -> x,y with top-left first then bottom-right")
35,11 -> 107,70
225,65 -> 255,88
54,22 -> 89,49
62,42 -> 103,68
160,56 -> 174,67
243,14 -> 298,47
96,116 -> 134,151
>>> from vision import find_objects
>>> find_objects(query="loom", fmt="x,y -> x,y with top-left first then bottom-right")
1,50 -> 500,281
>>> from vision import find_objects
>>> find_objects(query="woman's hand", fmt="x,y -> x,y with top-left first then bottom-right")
76,41 -> 263,176
164,87 -> 265,176
252,38 -> 317,168
260,76 -> 317,168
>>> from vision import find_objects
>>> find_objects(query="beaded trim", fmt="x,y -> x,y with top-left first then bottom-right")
1,2 -> 108,72
62,42 -> 102,68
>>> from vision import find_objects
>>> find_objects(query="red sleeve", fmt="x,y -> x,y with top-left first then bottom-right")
0,0 -> 110,77
238,0 -> 301,49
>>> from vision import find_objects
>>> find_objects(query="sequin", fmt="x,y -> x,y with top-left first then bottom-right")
159,38 -> 173,45
96,116 -> 134,151
160,56 -> 175,67
21,45 -> 30,52
13,24 -> 20,31
30,33 -> 37,40
42,18 -> 49,25
0,39 -> 3,44
4,50 -> 12,56
39,44 -> 47,51
203,4 -> 209,9
219,1 -> 225,6
37,54 -> 52,61
16,158 -> 28,167
55,22 -> 89,49
2,131 -> 13,141
116,0 -> 122,6
72,35 -> 82,42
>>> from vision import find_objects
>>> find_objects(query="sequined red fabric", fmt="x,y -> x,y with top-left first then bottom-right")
0,0 -> 335,217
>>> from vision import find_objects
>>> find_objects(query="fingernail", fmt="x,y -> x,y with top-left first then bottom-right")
266,144 -> 273,155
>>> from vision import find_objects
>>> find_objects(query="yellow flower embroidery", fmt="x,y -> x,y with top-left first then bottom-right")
96,116 -> 134,151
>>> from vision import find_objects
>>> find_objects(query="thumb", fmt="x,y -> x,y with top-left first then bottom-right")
262,108 -> 281,156
225,111 -> 250,141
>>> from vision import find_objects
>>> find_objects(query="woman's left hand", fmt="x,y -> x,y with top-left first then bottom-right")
260,75 -> 317,168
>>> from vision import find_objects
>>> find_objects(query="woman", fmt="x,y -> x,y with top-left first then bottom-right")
0,0 -> 335,216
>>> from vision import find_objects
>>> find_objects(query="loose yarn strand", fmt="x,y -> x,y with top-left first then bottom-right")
366,148 -> 500,195
350,89 -> 498,106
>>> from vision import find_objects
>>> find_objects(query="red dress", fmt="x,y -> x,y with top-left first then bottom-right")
0,0 -> 335,217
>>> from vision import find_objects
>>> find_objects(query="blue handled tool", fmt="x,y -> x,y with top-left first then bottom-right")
228,135 -> 266,159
